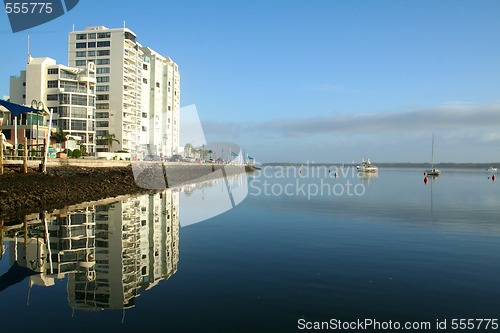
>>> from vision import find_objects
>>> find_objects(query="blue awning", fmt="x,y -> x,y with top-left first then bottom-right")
0,99 -> 43,116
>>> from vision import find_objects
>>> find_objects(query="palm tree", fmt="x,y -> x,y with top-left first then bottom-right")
99,133 -> 120,152
50,127 -> 68,146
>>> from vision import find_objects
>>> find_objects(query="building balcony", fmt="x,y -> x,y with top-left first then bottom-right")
79,74 -> 97,84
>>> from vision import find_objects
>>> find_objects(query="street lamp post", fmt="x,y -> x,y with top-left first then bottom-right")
31,100 -> 45,156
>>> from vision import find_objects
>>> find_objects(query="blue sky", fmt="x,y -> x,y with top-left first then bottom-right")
1,0 -> 500,163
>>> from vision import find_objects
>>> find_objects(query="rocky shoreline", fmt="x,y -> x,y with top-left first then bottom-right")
0,166 -> 147,218
0,163 -> 247,218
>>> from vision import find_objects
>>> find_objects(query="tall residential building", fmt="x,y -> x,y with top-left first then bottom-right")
141,48 -> 181,157
9,57 -> 97,153
68,26 -> 180,157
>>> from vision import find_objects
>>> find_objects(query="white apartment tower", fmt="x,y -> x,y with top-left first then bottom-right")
10,57 -> 97,152
68,26 -> 180,157
141,48 -> 181,157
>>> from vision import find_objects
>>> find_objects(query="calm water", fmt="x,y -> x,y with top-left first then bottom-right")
1,167 -> 499,332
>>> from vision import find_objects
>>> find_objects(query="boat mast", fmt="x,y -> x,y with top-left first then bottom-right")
431,133 -> 435,169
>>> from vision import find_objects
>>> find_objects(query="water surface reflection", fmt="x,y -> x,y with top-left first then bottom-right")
0,172 -> 247,311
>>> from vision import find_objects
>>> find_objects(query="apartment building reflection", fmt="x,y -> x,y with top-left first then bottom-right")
1,189 -> 179,311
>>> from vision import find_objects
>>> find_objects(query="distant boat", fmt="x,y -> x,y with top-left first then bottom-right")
486,167 -> 498,173
357,158 -> 378,173
425,133 -> 440,176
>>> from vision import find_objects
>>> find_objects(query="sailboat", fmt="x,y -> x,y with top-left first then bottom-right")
425,133 -> 440,176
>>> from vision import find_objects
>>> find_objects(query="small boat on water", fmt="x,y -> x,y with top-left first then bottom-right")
486,167 -> 498,173
425,133 -> 440,176
357,158 -> 378,173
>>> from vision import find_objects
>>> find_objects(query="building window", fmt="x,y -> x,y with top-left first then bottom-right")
97,50 -> 110,56
75,60 -> 86,66
47,94 -> 58,101
88,50 -> 95,57
47,80 -> 58,88
76,34 -> 87,40
60,71 -> 77,80
96,85 -> 109,92
96,112 -> 109,119
97,41 -> 110,47
76,51 -> 86,57
23,82 -> 26,86
96,76 -> 110,83
97,32 -> 111,38
96,103 -> 109,109
87,41 -> 96,48
70,107 -> 88,118
142,78 -> 147,84
71,95 -> 88,106
96,121 -> 109,127
96,58 -> 110,65
156,82 -> 160,88
96,131 -> 109,138
168,106 -> 171,111
60,81 -> 77,91
142,112 -> 147,118
48,68 -> 59,75
22,94 -> 26,98
58,106 -> 69,117
59,93 -> 70,104
71,120 -> 87,131
96,68 -> 110,74
143,64 -> 148,70
88,33 -> 96,39
76,42 -> 86,49
96,94 -> 109,101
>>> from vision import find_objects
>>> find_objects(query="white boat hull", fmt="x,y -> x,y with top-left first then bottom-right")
357,166 -> 378,173
425,169 -> 441,176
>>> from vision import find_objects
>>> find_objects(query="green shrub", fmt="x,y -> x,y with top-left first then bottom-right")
65,149 -> 73,157
72,149 -> 82,159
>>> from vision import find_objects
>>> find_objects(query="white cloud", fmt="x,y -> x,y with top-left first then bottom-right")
204,103 -> 500,138
201,103 -> 500,163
